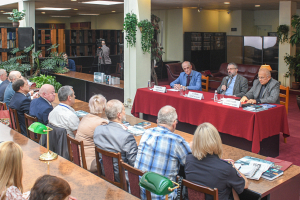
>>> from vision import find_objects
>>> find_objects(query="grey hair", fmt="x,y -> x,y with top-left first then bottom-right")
157,105 -> 177,127
259,68 -> 271,77
228,63 -> 238,69
105,99 -> 123,121
0,69 -> 6,76
89,94 -> 107,114
8,71 -> 21,82
58,85 -> 73,101
181,61 -> 191,68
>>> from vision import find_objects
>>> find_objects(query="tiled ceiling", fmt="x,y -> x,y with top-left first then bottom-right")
1,0 -> 300,17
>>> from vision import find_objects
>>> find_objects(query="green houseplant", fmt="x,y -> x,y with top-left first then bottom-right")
138,19 -> 154,54
123,13 -> 138,47
277,25 -> 289,44
30,74 -> 62,92
7,9 -> 26,27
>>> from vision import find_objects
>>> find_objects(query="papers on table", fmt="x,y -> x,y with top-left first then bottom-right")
127,126 -> 145,136
75,110 -> 89,118
167,89 -> 179,92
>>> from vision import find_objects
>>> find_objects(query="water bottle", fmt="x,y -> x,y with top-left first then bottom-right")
214,90 -> 218,102
148,80 -> 151,89
180,85 -> 184,96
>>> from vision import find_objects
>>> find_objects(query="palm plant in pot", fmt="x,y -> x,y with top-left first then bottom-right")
7,9 -> 26,27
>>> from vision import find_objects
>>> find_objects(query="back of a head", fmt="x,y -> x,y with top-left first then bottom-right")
8,71 -> 21,82
0,141 -> 23,195
12,78 -> 26,92
157,105 -> 177,127
105,99 -> 123,121
29,175 -> 71,200
192,122 -> 223,160
58,86 -> 73,102
89,94 -> 106,114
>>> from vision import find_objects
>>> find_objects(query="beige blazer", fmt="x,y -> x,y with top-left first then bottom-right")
75,114 -> 108,172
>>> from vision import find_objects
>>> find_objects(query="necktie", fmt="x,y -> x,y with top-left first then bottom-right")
227,77 -> 233,89
187,76 -> 191,86
259,85 -> 266,98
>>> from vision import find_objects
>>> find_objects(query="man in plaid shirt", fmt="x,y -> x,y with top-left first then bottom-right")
134,105 -> 191,200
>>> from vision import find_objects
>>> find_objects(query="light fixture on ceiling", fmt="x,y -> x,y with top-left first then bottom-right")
1,10 -> 5,13
74,8 -> 78,10
36,7 -> 71,11
51,16 -> 71,18
81,1 -> 123,5
112,11 -> 116,12
224,2 -> 230,4
227,10 -> 231,14
255,5 -> 260,7
71,0 -> 77,1
3,12 -> 13,14
198,8 -> 202,13
41,12 -> 46,14
79,13 -> 100,16
0,0 -> 19,7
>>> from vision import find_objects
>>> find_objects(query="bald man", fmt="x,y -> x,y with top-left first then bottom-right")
3,71 -> 22,107
30,84 -> 56,125
241,68 -> 280,104
0,69 -> 9,101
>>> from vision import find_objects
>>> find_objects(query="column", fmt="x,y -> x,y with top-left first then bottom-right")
18,0 -> 35,28
278,1 -> 296,87
124,0 -> 151,106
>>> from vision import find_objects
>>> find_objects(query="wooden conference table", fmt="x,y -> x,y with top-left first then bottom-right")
131,87 -> 290,157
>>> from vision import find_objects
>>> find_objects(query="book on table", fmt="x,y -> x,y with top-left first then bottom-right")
134,122 -> 151,128
265,157 -> 292,171
261,167 -> 284,181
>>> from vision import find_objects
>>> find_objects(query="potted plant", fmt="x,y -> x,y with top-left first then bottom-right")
277,25 -> 289,44
123,13 -> 138,47
7,9 -> 26,27
138,19 -> 154,54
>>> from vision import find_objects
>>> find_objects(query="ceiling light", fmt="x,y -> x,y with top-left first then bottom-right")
255,5 -> 260,7
36,7 -> 71,11
3,12 -> 13,14
81,1 -> 123,5
111,11 -> 116,12
0,10 -> 5,12
51,16 -> 71,18
198,8 -> 202,13
71,0 -> 77,1
79,13 -> 100,16
41,12 -> 46,14
0,0 -> 19,6
74,8 -> 78,10
224,2 -> 230,4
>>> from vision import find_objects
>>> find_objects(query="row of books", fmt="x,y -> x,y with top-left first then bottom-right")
6,40 -> 16,49
7,32 -> 16,40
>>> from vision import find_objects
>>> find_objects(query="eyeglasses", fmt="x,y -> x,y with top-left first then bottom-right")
227,68 -> 236,70
257,76 -> 269,80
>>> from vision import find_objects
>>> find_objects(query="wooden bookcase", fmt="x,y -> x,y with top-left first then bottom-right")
70,22 -> 91,30
0,27 -> 18,62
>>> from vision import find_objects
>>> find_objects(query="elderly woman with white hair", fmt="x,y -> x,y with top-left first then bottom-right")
185,122 -> 248,200
75,94 -> 108,173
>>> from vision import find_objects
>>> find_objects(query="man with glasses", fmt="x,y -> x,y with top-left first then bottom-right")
241,68 -> 279,104
170,61 -> 202,91
217,63 -> 248,97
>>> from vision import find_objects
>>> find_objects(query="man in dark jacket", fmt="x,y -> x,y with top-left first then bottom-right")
0,69 -> 9,101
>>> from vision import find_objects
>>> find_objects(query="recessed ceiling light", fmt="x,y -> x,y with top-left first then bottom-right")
79,13 -> 100,16
36,7 -> 71,11
51,16 -> 71,18
74,8 -> 78,10
0,10 -> 5,12
111,11 -> 116,12
224,2 -> 230,4
255,5 -> 260,7
41,12 -> 46,14
71,0 -> 77,1
3,12 -> 13,14
81,1 -> 123,5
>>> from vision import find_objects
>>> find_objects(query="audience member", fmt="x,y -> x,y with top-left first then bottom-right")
75,94 -> 108,173
48,86 -> 79,138
0,69 -> 9,101
134,105 -> 191,200
29,175 -> 76,200
0,141 -> 28,200
94,99 -> 137,182
217,63 -> 248,97
9,78 -> 31,136
61,53 -> 76,71
3,71 -> 22,108
170,61 -> 202,91
185,122 -> 248,200
241,68 -> 280,104
29,84 -> 55,125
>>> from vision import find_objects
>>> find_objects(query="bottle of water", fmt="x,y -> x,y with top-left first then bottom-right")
214,90 -> 218,102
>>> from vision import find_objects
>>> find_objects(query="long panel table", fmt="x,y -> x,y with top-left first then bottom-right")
52,71 -> 124,102
131,87 -> 290,156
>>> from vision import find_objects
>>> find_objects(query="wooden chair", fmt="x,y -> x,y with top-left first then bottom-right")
201,75 -> 209,92
67,135 -> 87,170
9,107 -> 21,133
120,161 -> 151,199
95,147 -> 124,189
280,85 -> 289,114
0,102 -> 7,110
179,178 -> 218,200
24,113 -> 40,143
76,65 -> 82,73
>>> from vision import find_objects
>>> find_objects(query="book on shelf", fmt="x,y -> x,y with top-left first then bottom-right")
261,167 -> 283,181
265,157 -> 292,171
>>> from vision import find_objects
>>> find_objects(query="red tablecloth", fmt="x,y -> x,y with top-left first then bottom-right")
131,86 -> 290,153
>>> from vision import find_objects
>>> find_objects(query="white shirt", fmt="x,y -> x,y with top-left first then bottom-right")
48,103 -> 80,138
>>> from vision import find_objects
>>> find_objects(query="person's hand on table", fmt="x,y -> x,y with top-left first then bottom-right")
174,84 -> 181,90
247,99 -> 257,104
240,96 -> 248,103
182,86 -> 187,91
221,85 -> 227,91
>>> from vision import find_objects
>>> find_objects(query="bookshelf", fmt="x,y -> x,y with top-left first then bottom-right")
0,27 -> 18,62
70,22 -> 91,30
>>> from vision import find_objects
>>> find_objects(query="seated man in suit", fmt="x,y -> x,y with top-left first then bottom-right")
0,69 -> 9,101
3,71 -> 22,108
48,86 -> 79,138
135,105 -> 191,200
170,61 -> 202,91
62,53 -> 76,71
217,63 -> 248,97
241,68 -> 280,104
9,78 -> 31,136
30,84 -> 55,125
94,99 -> 138,182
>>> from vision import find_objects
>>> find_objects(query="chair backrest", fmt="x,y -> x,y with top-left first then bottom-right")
76,65 -> 83,73
95,146 -> 124,189
179,178 -> 218,200
120,161 -> 151,200
280,85 -> 289,114
201,75 -> 209,92
24,113 -> 40,143
9,107 -> 21,133
67,134 -> 87,170
0,102 -> 7,110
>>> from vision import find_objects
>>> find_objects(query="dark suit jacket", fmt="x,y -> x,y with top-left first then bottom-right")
0,79 -> 10,101
93,121 -> 138,182
9,92 -> 31,136
217,74 -> 248,97
30,97 -> 53,125
245,78 -> 280,104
